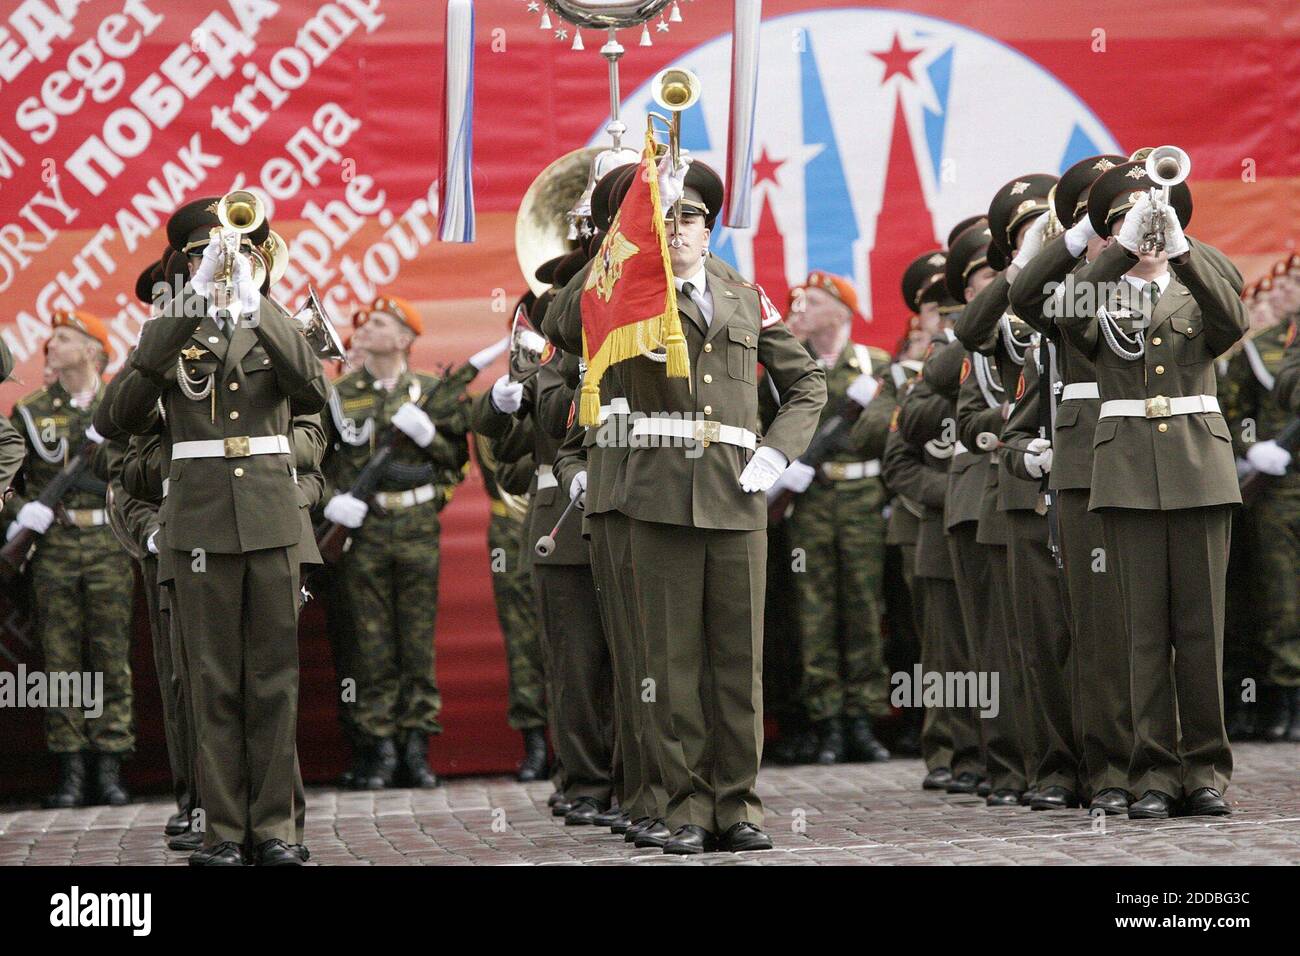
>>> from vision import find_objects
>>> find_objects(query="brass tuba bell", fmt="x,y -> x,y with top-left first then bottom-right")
515,147 -> 602,296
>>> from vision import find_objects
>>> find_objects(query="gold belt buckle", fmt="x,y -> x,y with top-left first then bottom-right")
1144,396 -> 1171,419
824,462 -> 848,480
694,420 -> 721,447
224,435 -> 250,457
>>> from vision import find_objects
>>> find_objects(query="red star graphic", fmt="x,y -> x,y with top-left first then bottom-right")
870,32 -> 922,85
752,147 -> 784,188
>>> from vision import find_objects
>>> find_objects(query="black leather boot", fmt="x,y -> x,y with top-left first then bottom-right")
43,753 -> 87,809
516,728 -> 548,782
400,730 -> 440,788
94,753 -> 131,806
815,718 -> 845,765
845,715 -> 891,762
358,737 -> 398,790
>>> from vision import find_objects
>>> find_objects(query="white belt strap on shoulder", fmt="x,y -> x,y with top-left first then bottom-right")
171,435 -> 292,460
598,397 -> 630,422
1061,382 -> 1100,401
373,484 -> 437,510
630,417 -> 757,450
1099,395 -> 1220,419
535,465 -> 558,490
821,460 -> 881,480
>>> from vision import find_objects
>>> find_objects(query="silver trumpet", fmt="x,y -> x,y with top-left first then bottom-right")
1139,145 -> 1191,255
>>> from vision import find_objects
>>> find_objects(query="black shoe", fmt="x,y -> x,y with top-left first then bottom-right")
399,730 -> 440,788
165,809 -> 190,836
624,817 -> 652,842
633,819 -> 672,848
43,753 -> 87,809
976,777 -> 992,798
1089,788 -> 1134,815
1260,686 -> 1291,742
168,828 -> 203,852
721,822 -> 772,852
189,841 -> 245,867
551,798 -> 572,817
845,715 -> 891,762
94,753 -> 131,806
663,824 -> 717,855
516,728 -> 549,782
1030,785 -> 1078,810
564,796 -> 606,825
1182,787 -> 1231,817
986,789 -> 1021,807
254,839 -> 307,866
946,771 -> 980,794
922,767 -> 952,791
356,737 -> 398,790
593,806 -> 628,830
814,718 -> 846,765
546,790 -> 564,807
1128,790 -> 1178,819
1020,789 -> 1039,806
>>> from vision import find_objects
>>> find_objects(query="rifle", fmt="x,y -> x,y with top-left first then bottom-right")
0,439 -> 99,577
767,396 -> 867,524
1240,417 -> 1300,507
315,360 -> 475,563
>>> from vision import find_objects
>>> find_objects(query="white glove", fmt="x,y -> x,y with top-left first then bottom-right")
15,501 -> 55,535
469,335 -> 510,371
846,373 -> 879,408
1116,192 -> 1151,255
1063,214 -> 1097,258
189,230 -> 227,292
739,445 -> 788,494
490,374 -> 523,414
1161,205 -> 1190,259
231,248 -> 260,318
783,459 -> 817,494
569,470 -> 587,506
84,424 -> 106,445
1023,437 -> 1053,479
1246,439 -> 1291,477
657,148 -> 692,209
324,493 -> 369,529
146,529 -> 159,555
1012,214 -> 1049,269
392,402 -> 436,448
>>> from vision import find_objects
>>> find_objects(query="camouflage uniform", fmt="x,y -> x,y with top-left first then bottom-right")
762,342 -> 896,723
477,433 -> 547,732
322,365 -> 473,739
1220,320 -> 1300,695
7,381 -> 134,754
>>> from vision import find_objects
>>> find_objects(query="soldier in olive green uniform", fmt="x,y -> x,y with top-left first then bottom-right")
321,295 -> 477,791
543,159 -> 825,854
0,337 -> 23,496
761,270 -> 894,765
112,197 -> 327,866
1219,296 -> 1300,740
1058,165 -> 1246,819
6,311 -> 134,809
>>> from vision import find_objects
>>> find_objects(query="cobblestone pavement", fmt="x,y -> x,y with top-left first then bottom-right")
2,743 -> 1297,866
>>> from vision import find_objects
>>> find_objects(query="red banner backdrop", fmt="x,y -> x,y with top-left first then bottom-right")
1,0 -> 1297,794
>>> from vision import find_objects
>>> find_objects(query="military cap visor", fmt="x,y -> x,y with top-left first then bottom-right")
135,259 -> 163,304
1054,154 -> 1127,226
1087,161 -> 1192,239
945,215 -> 986,251
988,173 -> 1057,257
944,224 -> 994,302
901,250 -> 948,310
534,254 -> 567,287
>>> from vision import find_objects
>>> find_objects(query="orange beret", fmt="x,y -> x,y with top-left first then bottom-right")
798,270 -> 860,316
351,307 -> 371,329
52,310 -> 110,352
370,295 -> 422,336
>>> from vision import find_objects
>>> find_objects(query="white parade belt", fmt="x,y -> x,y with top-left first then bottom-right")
171,435 -> 291,459
373,484 -> 437,510
1061,382 -> 1100,401
630,418 -> 757,450
821,460 -> 881,480
598,398 -> 630,422
1098,395 -> 1220,420
534,465 -> 558,491
60,508 -> 107,528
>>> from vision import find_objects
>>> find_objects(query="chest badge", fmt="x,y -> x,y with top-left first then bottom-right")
181,345 -> 209,361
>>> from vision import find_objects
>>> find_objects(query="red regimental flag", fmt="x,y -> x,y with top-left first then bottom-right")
578,127 -> 689,425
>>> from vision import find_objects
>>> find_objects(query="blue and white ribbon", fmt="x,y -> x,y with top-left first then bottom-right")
725,0 -> 762,229
439,0 -> 476,242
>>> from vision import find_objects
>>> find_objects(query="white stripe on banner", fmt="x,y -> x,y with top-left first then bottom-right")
440,0 -> 476,242
725,0 -> 763,229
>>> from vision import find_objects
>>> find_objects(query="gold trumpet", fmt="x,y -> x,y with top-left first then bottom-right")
209,189 -> 267,292
647,67 -> 701,248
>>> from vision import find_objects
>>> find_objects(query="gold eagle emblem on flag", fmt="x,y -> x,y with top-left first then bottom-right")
584,218 -> 640,303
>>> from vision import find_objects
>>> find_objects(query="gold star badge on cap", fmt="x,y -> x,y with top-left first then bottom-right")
181,345 -> 209,360
1010,181 -> 1030,195
1125,167 -> 1146,180
1094,158 -> 1116,172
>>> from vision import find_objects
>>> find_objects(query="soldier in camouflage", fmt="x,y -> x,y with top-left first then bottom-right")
762,271 -> 894,765
5,311 -> 134,808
